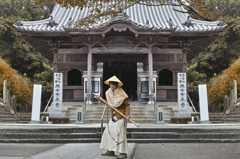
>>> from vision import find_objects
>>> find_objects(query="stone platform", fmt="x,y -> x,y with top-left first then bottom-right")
0,123 -> 240,144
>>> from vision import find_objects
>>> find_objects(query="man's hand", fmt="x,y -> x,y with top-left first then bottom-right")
126,116 -> 130,121
95,95 -> 100,99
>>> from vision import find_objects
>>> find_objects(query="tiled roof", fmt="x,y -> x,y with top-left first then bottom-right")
14,2 -> 226,35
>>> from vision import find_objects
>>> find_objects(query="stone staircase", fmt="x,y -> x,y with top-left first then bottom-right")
15,113 -> 50,123
224,104 -> 240,123
83,102 -> 156,124
83,104 -> 105,123
0,102 -> 18,123
47,102 -> 194,124
156,102 -> 193,123
47,102 -> 84,123
191,113 -> 225,123
1,126 -> 240,143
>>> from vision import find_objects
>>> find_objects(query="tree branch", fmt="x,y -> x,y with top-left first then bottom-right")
178,2 -> 212,21
136,2 -> 181,7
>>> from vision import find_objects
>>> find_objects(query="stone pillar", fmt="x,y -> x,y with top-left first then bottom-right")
3,80 -> 7,103
224,95 -> 227,112
6,89 -> 10,105
148,46 -> 154,104
233,80 -> 237,104
13,95 -> 17,112
10,97 -> 14,108
227,97 -> 230,109
87,46 -> 92,104
230,89 -> 233,105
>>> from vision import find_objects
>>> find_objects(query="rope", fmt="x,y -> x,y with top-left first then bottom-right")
106,118 -> 126,149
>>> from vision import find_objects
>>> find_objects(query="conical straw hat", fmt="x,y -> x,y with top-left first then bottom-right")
104,75 -> 123,86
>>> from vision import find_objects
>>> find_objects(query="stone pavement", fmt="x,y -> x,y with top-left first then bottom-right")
133,143 -> 240,159
0,143 -> 136,159
0,123 -> 240,158
0,143 -> 240,159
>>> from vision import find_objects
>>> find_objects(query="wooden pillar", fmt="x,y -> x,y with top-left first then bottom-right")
148,46 -> 153,104
87,46 -> 92,104
3,80 -> 7,103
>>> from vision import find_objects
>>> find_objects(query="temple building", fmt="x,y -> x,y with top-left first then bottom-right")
14,2 -> 225,111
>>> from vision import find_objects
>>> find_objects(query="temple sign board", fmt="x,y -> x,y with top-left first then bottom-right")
178,73 -> 187,111
53,73 -> 63,111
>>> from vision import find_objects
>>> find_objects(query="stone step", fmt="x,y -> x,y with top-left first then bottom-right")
2,127 -> 240,133
0,111 -> 10,114
0,138 -> 101,143
164,119 -> 171,123
0,108 -> 8,111
230,111 -> 240,114
131,107 -> 155,109
209,114 -> 224,117
0,133 -> 101,139
0,128 -> 102,134
72,117 -> 158,121
127,139 -> 240,143
224,115 -> 240,118
130,132 -> 240,139
68,108 -> 83,111
86,106 -> 153,109
157,107 -> 173,111
82,117 -> 158,121
83,114 -> 156,118
0,114 -> 16,117
80,117 -> 157,121
83,112 -> 156,116
0,138 -> 239,143
224,120 -> 240,123
83,119 -> 156,124
2,132 -> 239,140
0,106 -> 7,109
86,111 -> 155,115
224,118 -> 240,121
0,119 -> 18,122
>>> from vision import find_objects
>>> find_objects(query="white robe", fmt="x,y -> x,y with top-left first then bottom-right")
100,119 -> 128,154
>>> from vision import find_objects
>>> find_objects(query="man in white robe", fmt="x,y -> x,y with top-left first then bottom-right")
96,75 -> 130,159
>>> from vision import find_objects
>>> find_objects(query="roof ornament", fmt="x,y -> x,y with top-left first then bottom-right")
47,16 -> 58,27
218,31 -> 223,37
122,11 -> 129,19
182,16 -> 192,27
114,11 -> 130,21
68,17 -> 74,28
217,17 -> 223,26
145,20 -> 150,26
166,18 -> 173,28
17,17 -> 23,26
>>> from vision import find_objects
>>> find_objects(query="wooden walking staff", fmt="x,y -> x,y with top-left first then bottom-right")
92,92 -> 139,127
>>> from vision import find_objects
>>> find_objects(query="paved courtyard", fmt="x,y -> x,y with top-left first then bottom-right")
0,143 -> 239,159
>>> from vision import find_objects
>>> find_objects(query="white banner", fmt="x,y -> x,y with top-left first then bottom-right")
178,73 -> 187,111
53,73 -> 63,111
198,84 -> 209,122
31,85 -> 42,122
